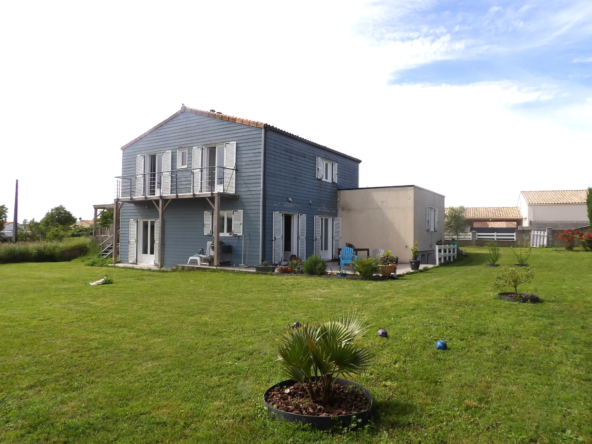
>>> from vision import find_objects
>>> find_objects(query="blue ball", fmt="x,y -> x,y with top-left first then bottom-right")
436,340 -> 447,350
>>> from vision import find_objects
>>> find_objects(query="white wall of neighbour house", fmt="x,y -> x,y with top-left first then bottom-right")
517,194 -> 530,226
531,204 -> 588,228
413,187 -> 445,264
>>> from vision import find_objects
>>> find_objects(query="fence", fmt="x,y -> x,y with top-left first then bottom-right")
477,232 -> 516,241
531,230 -> 547,248
444,232 -> 471,240
436,244 -> 457,264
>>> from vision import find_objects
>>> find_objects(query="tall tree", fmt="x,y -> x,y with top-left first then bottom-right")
39,206 -> 77,237
587,187 -> 592,227
98,209 -> 114,228
0,204 -> 7,234
445,206 -> 469,239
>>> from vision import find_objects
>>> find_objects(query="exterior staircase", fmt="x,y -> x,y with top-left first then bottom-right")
100,235 -> 118,258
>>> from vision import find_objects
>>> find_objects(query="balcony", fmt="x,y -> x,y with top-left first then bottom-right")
115,166 -> 237,201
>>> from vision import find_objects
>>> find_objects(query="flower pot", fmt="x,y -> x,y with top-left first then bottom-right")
338,273 -> 347,278
255,266 -> 275,273
513,264 -> 529,267
498,292 -> 540,303
409,259 -> 420,271
378,264 -> 396,277
264,378 -> 373,431
484,264 -> 500,267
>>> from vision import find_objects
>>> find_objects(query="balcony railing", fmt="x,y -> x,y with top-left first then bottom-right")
115,166 -> 236,199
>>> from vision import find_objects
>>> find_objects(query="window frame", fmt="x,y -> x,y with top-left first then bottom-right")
321,158 -> 332,182
177,148 -> 188,169
219,210 -> 234,236
427,206 -> 437,232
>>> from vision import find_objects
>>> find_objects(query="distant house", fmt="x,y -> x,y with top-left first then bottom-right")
444,207 -> 523,238
1,222 -> 18,239
517,190 -> 589,229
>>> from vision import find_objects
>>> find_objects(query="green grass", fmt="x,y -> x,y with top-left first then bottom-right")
1,248 -> 591,443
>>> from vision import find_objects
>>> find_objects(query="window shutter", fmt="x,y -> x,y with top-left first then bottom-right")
128,219 -> 137,263
135,155 -> 144,197
314,215 -> 321,256
426,207 -> 430,231
224,142 -> 237,194
273,211 -> 283,264
332,162 -> 338,184
204,211 -> 212,236
298,213 -> 307,260
316,157 -> 323,179
232,210 -> 243,236
333,217 -> 341,259
154,219 -> 160,266
435,208 -> 438,232
192,146 -> 203,193
162,151 -> 172,195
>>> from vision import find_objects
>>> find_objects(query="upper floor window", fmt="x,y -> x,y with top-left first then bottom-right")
426,207 -> 438,231
316,157 -> 338,183
177,148 -> 188,169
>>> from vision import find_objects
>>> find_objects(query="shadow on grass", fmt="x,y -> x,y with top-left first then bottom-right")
369,399 -> 417,430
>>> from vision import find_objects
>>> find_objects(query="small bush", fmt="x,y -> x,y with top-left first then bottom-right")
289,259 -> 302,274
492,266 -> 534,296
302,255 -> 327,275
353,257 -> 379,279
486,241 -> 501,265
102,275 -> 114,285
512,241 -> 531,265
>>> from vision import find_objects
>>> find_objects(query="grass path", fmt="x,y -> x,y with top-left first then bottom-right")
1,248 -> 591,443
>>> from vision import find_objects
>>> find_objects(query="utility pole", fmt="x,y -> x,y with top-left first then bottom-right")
13,179 -> 18,243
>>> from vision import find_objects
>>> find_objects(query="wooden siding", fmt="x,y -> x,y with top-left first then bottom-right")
263,129 -> 359,263
120,112 -> 263,267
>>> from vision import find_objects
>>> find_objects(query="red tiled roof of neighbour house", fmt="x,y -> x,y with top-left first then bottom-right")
473,221 -> 518,228
445,207 -> 523,220
520,190 -> 587,205
120,105 -> 362,163
76,220 -> 94,228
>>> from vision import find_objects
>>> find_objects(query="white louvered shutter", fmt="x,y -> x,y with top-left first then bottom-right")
192,146 -> 203,193
232,210 -> 243,236
162,151 -> 171,195
128,219 -> 137,263
316,157 -> 323,179
332,162 -> 338,184
135,155 -> 145,197
314,215 -> 321,256
298,213 -> 307,260
204,211 -> 212,235
224,142 -> 236,194
273,211 -> 283,264
435,208 -> 438,232
154,219 -> 160,266
333,217 -> 341,259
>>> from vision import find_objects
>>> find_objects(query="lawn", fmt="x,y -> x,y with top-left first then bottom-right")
1,248 -> 591,443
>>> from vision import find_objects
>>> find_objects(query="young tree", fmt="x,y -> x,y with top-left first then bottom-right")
445,206 -> 469,238
39,205 -> 77,236
0,204 -> 7,234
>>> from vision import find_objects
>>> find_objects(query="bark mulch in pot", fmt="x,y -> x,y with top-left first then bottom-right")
265,381 -> 370,416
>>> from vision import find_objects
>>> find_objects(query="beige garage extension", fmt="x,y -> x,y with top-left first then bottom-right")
338,186 -> 445,264
517,190 -> 589,229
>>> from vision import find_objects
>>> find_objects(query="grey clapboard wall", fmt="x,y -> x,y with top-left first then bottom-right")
263,129 -> 360,263
120,111 -> 263,267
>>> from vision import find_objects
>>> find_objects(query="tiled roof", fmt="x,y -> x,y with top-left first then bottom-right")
520,190 -> 587,205
445,207 -> 523,219
121,105 -> 362,163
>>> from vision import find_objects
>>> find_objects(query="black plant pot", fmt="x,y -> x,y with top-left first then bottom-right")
498,292 -> 540,303
264,378 -> 373,431
513,264 -> 529,267
409,259 -> 420,271
255,266 -> 276,273
484,264 -> 500,267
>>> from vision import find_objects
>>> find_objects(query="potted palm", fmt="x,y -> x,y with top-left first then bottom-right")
409,241 -> 420,271
377,250 -> 397,277
264,314 -> 373,430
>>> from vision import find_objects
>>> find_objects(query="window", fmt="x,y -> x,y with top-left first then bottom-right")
317,157 -> 338,183
177,148 -> 188,169
427,207 -> 438,232
219,211 -> 234,236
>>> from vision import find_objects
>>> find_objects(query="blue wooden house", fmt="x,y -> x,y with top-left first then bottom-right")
114,105 -> 361,268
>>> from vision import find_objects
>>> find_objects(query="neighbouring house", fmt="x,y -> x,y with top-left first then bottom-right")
113,106 -> 446,268
1,222 -> 21,239
339,186 -> 445,264
445,207 -> 523,237
114,106 -> 360,268
517,190 -> 589,229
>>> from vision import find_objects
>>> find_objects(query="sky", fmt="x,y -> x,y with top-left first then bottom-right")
1,0 -> 591,223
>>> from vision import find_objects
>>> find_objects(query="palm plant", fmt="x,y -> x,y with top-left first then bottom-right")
277,314 -> 372,403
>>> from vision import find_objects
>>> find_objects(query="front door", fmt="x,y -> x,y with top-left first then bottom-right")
138,219 -> 156,264
320,216 -> 332,260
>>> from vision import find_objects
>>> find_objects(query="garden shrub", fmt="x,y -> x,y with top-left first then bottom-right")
302,255 -> 326,275
486,241 -> 501,264
0,238 -> 93,264
353,257 -> 379,279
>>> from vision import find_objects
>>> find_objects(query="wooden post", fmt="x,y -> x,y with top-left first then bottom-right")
112,199 -> 119,265
158,198 -> 164,269
93,208 -> 98,237
213,193 -> 220,266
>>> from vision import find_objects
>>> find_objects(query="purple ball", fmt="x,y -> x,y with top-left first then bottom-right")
377,329 -> 388,338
